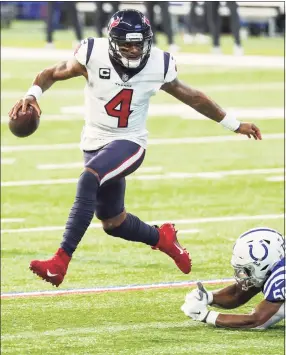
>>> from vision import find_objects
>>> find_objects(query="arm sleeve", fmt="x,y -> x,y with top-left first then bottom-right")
164,53 -> 178,83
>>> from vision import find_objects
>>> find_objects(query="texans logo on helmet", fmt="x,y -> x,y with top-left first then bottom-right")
109,17 -> 121,30
143,16 -> 150,25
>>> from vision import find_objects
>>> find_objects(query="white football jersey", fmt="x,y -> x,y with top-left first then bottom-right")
74,37 -> 177,151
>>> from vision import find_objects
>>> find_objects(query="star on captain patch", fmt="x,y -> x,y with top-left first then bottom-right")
122,73 -> 129,82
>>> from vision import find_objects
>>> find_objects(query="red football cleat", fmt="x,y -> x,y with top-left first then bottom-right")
29,248 -> 71,287
152,223 -> 192,274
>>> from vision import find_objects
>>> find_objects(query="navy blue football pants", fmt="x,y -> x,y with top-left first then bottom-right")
83,140 -> 145,220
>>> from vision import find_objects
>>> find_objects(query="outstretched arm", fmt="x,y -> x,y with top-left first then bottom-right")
9,58 -> 87,119
181,282 -> 283,329
161,78 -> 262,140
161,78 -> 225,122
211,283 -> 260,309
214,299 -> 284,329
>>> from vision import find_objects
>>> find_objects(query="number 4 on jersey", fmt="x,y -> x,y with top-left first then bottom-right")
105,89 -> 133,128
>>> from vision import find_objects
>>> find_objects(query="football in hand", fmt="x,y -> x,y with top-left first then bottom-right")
9,105 -> 40,137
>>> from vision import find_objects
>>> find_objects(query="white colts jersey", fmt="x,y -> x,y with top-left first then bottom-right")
74,37 -> 177,151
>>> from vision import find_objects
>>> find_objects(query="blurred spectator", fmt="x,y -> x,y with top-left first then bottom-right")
46,2 -> 82,48
1,2 -> 16,28
206,1 -> 243,55
94,2 -> 119,37
184,1 -> 209,44
145,2 -> 179,52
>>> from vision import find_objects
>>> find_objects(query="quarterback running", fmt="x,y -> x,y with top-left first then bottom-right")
181,228 -> 285,329
9,9 -> 261,287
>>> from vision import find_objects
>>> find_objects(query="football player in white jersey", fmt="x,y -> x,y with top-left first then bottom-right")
181,228 -> 285,329
9,9 -> 261,287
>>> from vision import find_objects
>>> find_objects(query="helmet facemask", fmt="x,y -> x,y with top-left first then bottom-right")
233,264 -> 268,290
109,33 -> 152,69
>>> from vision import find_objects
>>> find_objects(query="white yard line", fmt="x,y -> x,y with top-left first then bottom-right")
132,168 -> 284,180
1,90 -> 83,98
1,114 -> 80,123
197,82 -> 283,92
180,107 -> 284,120
1,133 -> 283,153
2,82 -> 282,99
36,163 -> 162,172
60,105 -> 284,119
1,178 -> 78,187
1,218 -> 25,223
176,53 -> 284,69
2,142 -> 79,152
2,47 -> 283,68
266,176 -> 285,182
1,158 -> 16,165
1,168 -> 283,187
1,107 -> 283,123
179,229 -> 200,234
1,321 -> 194,339
1,321 -> 200,339
1,214 -> 283,234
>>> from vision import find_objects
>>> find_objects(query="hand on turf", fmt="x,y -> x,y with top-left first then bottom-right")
181,282 -> 212,321
9,96 -> 41,120
181,294 -> 209,321
183,282 -> 211,306
235,122 -> 262,140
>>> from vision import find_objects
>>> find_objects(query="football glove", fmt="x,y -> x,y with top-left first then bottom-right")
181,282 -> 214,321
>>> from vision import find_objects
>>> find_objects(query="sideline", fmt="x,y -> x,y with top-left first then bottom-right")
1,168 -> 284,187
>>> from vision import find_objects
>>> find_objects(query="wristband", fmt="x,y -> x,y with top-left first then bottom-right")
219,113 -> 240,132
25,85 -> 42,101
206,311 -> 219,326
207,291 -> 213,305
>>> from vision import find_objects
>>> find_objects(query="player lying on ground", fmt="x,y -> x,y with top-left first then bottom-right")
9,9 -> 261,287
181,228 -> 285,329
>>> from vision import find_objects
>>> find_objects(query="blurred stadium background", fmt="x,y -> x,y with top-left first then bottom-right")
1,1 -> 284,355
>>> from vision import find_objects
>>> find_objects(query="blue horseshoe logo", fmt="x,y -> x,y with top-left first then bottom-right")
248,240 -> 268,261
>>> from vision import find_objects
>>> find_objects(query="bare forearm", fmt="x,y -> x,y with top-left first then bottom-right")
33,67 -> 57,93
162,81 -> 225,122
211,284 -> 260,309
179,87 -> 225,121
32,60 -> 84,93
216,313 -> 259,328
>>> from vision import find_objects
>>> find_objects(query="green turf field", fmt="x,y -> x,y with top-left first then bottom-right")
1,23 -> 285,355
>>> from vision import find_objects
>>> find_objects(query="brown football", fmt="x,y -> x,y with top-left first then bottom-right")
9,105 -> 40,138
